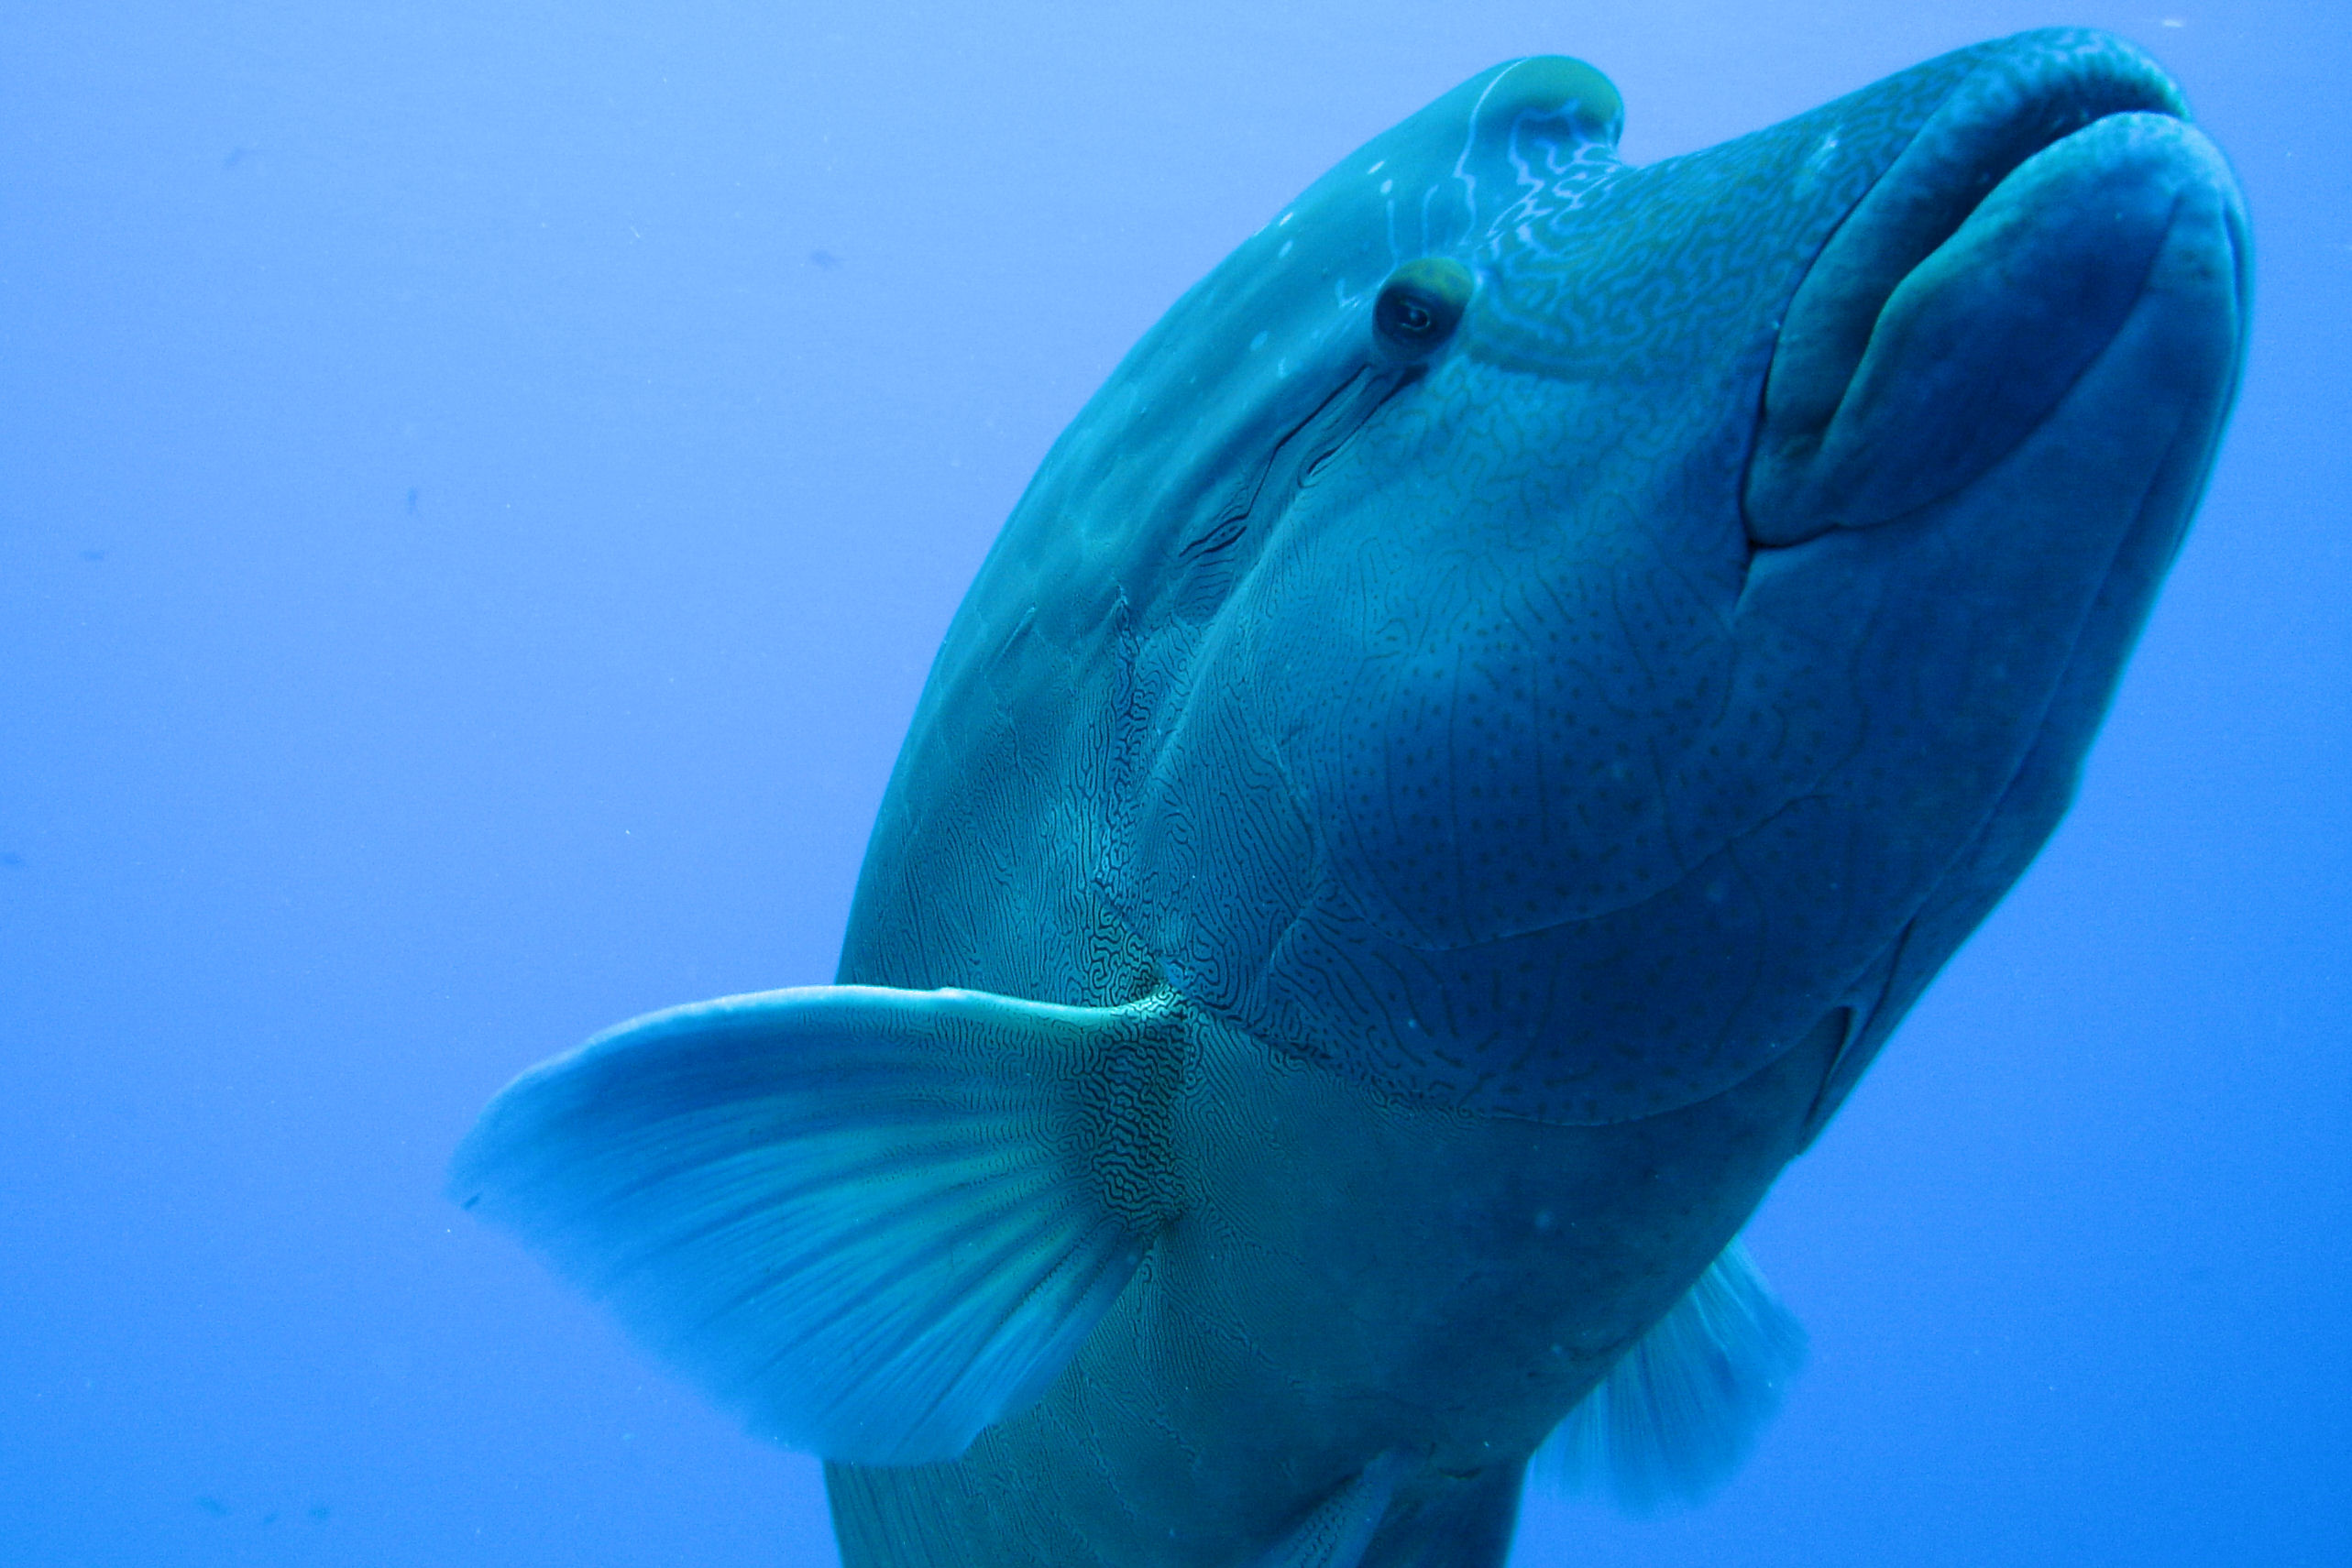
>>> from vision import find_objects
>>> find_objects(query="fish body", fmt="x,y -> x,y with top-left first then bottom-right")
453,28 -> 2246,1567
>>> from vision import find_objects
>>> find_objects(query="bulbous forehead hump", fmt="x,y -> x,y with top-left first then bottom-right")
1470,56 -> 1623,149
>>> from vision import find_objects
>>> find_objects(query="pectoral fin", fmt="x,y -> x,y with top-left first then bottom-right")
449,983 -> 1185,1465
1534,1241 -> 1806,1512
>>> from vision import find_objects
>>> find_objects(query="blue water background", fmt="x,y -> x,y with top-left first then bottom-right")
2,2 -> 2344,1563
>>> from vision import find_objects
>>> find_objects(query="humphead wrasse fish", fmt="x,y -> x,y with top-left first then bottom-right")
451,27 -> 2246,1566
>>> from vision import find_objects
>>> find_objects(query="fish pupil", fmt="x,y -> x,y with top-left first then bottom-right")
1373,257 -> 1473,356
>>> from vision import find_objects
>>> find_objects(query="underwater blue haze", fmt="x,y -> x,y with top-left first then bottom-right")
0,2 -> 2344,1565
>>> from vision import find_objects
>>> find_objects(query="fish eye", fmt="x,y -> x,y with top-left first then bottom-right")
1373,258 -> 1474,358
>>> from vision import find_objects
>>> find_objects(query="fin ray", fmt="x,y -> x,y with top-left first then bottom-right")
1534,1240 -> 1806,1513
1258,1452 -> 1413,1568
450,984 -> 1183,1464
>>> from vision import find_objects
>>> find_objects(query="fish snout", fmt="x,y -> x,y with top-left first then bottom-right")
1744,35 -> 2244,547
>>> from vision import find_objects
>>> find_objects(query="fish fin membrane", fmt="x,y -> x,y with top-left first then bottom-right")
448,983 -> 1184,1465
1533,1240 -> 1807,1513
1257,1452 -> 1414,1568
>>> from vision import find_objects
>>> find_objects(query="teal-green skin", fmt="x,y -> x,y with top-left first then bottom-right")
451,27 -> 2246,1567
824,28 -> 2243,1561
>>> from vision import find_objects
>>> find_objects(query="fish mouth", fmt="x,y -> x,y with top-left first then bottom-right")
1742,33 -> 2222,546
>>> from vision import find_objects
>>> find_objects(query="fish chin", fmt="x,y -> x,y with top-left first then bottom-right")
1744,33 -> 2214,546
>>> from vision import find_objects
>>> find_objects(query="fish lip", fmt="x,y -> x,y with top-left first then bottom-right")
1742,30 -> 2190,549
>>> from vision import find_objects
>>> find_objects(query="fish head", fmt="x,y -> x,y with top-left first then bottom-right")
1108,29 -> 2247,1124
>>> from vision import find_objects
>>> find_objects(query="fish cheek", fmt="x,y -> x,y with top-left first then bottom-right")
1247,379 -> 1757,953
